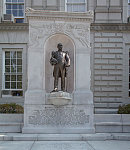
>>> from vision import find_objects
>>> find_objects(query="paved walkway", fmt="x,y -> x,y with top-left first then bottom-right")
0,140 -> 130,150
0,133 -> 130,141
0,133 -> 130,150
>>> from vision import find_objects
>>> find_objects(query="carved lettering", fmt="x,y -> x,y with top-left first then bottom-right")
29,107 -> 89,127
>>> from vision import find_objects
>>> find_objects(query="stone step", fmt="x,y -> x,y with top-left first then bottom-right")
0,123 -> 23,133
0,114 -> 23,133
95,122 -> 130,133
0,114 -> 23,122
0,122 -> 129,133
0,133 -> 130,141
94,108 -> 118,114
95,114 -> 130,133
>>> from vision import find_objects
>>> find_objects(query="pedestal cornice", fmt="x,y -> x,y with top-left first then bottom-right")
25,8 -> 94,22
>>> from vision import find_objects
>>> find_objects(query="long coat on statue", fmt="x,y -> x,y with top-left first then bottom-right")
50,50 -> 70,78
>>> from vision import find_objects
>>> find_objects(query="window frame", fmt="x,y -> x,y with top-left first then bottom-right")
128,49 -> 130,97
3,0 -> 25,22
2,49 -> 23,96
128,0 -> 130,16
65,0 -> 87,12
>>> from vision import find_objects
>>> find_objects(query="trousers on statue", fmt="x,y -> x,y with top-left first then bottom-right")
53,64 -> 65,91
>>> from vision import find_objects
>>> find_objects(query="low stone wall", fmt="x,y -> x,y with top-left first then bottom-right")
95,114 -> 130,133
0,114 -> 23,122
0,114 -> 23,133
0,114 -> 129,133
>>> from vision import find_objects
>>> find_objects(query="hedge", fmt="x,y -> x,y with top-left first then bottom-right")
0,103 -> 24,114
118,104 -> 130,114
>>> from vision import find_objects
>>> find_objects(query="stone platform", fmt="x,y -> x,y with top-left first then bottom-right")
0,140 -> 130,150
1,114 -> 130,133
0,133 -> 130,141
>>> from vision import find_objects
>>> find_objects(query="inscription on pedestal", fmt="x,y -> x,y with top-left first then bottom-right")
29,107 -> 89,127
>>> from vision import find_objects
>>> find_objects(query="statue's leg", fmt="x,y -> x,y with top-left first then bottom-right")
53,66 -> 59,92
54,77 -> 58,91
61,68 -> 65,91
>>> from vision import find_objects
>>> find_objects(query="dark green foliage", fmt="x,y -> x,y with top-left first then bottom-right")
0,103 -> 23,114
118,104 -> 130,114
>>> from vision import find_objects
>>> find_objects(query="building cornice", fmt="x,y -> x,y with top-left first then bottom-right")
25,8 -> 94,22
0,23 -> 29,31
0,23 -> 130,32
91,23 -> 130,31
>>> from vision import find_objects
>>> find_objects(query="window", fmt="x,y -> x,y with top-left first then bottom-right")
128,0 -> 130,16
66,0 -> 87,12
3,50 -> 23,96
4,0 -> 24,23
129,50 -> 130,97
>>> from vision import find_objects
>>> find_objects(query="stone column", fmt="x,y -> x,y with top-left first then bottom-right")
73,23 -> 93,105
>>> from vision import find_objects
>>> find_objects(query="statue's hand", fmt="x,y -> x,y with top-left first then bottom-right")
65,62 -> 70,67
65,61 -> 70,67
65,64 -> 70,67
65,51 -> 70,67
50,57 -> 58,65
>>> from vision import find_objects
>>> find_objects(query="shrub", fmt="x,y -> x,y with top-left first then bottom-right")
118,104 -> 130,114
0,103 -> 24,114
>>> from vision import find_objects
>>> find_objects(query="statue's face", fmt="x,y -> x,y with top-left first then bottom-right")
57,44 -> 63,50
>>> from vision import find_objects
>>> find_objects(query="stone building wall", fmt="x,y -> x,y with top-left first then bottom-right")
25,0 -> 62,11
0,0 -> 3,23
24,0 -> 128,23
91,24 -> 130,113
0,0 -> 128,23
0,24 -> 28,106
0,0 -> 129,113
94,0 -> 127,23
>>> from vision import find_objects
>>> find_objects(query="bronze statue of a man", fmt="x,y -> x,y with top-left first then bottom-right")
50,43 -> 70,92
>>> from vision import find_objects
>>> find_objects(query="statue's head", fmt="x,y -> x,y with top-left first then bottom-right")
57,43 -> 63,50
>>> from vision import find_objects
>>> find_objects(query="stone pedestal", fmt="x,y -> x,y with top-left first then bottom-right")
22,9 -> 95,134
48,92 -> 72,106
22,105 -> 94,134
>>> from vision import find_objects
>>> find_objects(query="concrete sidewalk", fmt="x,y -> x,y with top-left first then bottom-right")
0,133 -> 130,141
0,140 -> 130,150
0,133 -> 130,150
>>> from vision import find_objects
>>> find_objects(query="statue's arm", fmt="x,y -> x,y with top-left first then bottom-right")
65,51 -> 70,67
50,51 -> 58,65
